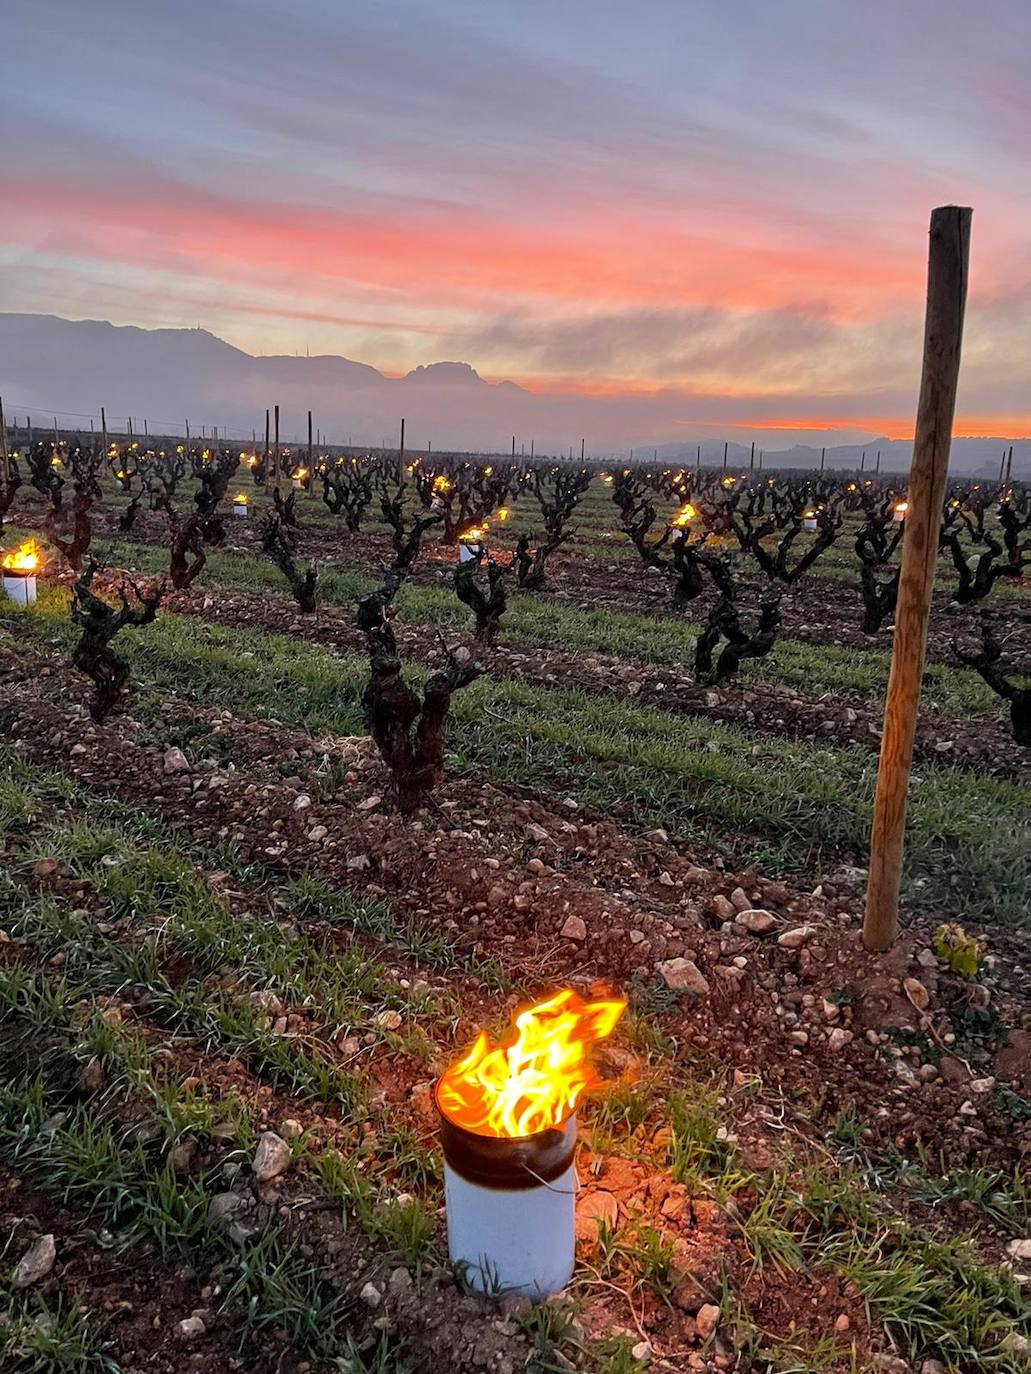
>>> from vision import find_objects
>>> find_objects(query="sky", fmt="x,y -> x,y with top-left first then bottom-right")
3,0 -> 1031,442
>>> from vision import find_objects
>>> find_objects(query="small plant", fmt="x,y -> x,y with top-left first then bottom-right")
259,513 -> 317,613
70,561 -> 165,721
453,553 -> 509,643
954,615 -> 1030,746
694,558 -> 782,686
931,923 -> 986,978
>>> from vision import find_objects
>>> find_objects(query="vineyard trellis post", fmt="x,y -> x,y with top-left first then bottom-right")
863,205 -> 972,953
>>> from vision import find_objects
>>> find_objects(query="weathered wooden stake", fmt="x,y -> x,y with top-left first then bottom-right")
722,441 -> 728,470
0,397 -> 9,481
399,417 -> 405,461
101,406 -> 107,455
274,404 -> 280,484
1005,445 -> 1013,483
749,440 -> 755,473
864,206 -> 972,952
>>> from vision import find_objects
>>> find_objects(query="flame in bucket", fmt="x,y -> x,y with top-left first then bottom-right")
458,524 -> 487,545
437,989 -> 626,1138
1,539 -> 42,574
672,502 -> 697,528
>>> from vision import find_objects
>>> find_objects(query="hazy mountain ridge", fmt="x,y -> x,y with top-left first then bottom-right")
0,314 -> 1026,474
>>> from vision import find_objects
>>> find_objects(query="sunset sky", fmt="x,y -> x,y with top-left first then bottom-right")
3,0 -> 1031,441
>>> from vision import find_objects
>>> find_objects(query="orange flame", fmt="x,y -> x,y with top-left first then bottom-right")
458,524 -> 487,544
233,492 -> 249,505
895,500 -> 909,515
1,539 -> 42,574
437,989 -> 626,1139
672,502 -> 697,528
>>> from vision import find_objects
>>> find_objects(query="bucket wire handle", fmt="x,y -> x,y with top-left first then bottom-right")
521,1164 -> 580,1195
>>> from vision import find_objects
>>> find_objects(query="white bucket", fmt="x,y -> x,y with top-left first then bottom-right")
458,541 -> 483,564
3,574 -> 37,606
803,518 -> 817,531
438,1097 -> 576,1298
442,1162 -> 576,1298
234,503 -> 249,518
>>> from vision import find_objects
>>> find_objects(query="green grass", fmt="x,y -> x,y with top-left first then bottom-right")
5,592 -> 1027,924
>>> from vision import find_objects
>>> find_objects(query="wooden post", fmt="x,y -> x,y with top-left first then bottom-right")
399,417 -> 405,461
101,406 -> 107,456
876,449 -> 881,474
1005,445 -> 1013,483
749,440 -> 755,473
264,409 -> 270,471
820,446 -> 825,472
0,396 -> 8,482
308,409 -> 313,472
722,441 -> 728,471
864,205 -> 972,952
274,404 -> 280,484
581,437 -> 585,462
530,439 -> 534,459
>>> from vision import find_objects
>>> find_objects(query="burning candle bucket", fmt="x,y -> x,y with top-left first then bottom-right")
434,988 -> 625,1300
436,1087 -> 576,1297
2,540 -> 42,605
233,496 -> 250,518
894,502 -> 909,523
458,540 -> 483,564
803,515 -> 817,531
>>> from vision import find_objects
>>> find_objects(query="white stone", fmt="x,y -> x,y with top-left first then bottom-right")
12,1234 -> 56,1288
251,1131 -> 291,1182
655,958 -> 709,996
560,915 -> 587,942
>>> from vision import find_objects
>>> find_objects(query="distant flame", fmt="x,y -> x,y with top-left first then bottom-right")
496,507 -> 510,521
433,474 -> 453,494
233,492 -> 249,505
895,501 -> 909,515
672,502 -> 697,528
458,525 -> 487,545
2,539 -> 42,575
437,989 -> 626,1139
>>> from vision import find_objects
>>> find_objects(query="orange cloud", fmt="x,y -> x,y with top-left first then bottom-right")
2,175 -> 919,323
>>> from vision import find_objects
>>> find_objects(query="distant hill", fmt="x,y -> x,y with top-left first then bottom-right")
0,313 -> 1026,474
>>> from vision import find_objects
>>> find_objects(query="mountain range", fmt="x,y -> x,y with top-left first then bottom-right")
0,313 -> 1026,478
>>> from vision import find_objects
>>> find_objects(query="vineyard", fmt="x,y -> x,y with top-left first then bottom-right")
0,431 -> 1028,1374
